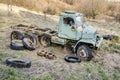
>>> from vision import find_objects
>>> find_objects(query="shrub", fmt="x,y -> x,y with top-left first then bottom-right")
0,0 -> 119,21
43,7 -> 56,15
75,0 -> 107,19
60,0 -> 77,5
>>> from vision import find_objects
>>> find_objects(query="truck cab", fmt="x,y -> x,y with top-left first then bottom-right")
57,11 -> 102,48
58,10 -> 83,40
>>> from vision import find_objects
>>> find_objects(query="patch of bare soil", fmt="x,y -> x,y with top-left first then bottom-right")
103,53 -> 120,69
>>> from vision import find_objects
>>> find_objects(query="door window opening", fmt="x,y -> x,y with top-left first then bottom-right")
63,17 -> 74,26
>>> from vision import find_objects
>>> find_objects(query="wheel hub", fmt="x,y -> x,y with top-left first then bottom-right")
26,38 -> 34,46
41,37 -> 48,46
13,33 -> 19,39
79,49 -> 87,58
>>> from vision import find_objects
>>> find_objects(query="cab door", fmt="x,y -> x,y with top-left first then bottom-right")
58,17 -> 77,40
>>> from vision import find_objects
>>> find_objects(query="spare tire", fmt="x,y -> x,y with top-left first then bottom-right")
10,40 -> 25,50
22,34 -> 37,50
64,56 -> 81,63
10,30 -> 24,41
6,58 -> 31,68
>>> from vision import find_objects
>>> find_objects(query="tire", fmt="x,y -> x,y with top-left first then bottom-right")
76,45 -> 93,61
22,34 -> 37,50
103,35 -> 115,40
38,33 -> 51,47
64,55 -> 81,63
10,30 -> 24,41
6,58 -> 31,68
44,28 -> 52,31
10,40 -> 25,50
103,35 -> 110,40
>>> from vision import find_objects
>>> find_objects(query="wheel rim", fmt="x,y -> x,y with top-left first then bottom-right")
78,48 -> 87,58
41,36 -> 49,46
12,33 -> 19,39
80,49 -> 87,58
25,38 -> 34,46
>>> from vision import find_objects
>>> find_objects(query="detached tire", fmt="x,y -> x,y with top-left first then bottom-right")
76,45 -> 93,61
103,35 -> 115,40
10,40 -> 25,50
44,28 -> 52,31
22,34 -> 37,50
6,58 -> 31,68
10,30 -> 24,41
64,56 -> 81,63
38,33 -> 51,47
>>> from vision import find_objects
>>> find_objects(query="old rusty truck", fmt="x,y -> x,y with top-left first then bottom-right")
12,11 -> 103,61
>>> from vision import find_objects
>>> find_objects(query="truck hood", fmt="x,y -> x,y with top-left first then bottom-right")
82,24 -> 96,38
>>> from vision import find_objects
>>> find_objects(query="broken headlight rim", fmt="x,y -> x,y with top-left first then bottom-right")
96,35 -> 100,41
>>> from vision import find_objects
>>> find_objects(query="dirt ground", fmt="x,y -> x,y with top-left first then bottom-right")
0,4 -> 120,80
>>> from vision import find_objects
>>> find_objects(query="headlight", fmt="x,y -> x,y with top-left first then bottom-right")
96,36 -> 100,41
96,34 -> 101,41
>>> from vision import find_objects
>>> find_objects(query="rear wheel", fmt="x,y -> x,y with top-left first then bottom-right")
22,34 -> 37,50
10,31 -> 24,41
38,34 -> 51,47
76,45 -> 93,61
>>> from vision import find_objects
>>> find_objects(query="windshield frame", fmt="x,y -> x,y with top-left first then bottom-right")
76,16 -> 85,27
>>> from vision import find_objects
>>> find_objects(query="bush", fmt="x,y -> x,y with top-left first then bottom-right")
43,7 -> 56,15
0,0 -> 119,21
75,0 -> 107,19
60,0 -> 77,5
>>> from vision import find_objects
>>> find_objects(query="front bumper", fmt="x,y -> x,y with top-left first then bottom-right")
95,34 -> 103,48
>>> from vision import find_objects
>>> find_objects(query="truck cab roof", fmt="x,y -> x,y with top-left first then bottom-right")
60,10 -> 83,17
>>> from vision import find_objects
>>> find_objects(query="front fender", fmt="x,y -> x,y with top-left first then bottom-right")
73,38 -> 96,52
73,35 -> 103,52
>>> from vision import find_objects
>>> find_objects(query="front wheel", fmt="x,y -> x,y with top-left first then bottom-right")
76,45 -> 93,61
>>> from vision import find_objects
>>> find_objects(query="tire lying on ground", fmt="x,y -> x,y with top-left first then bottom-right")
103,35 -> 112,40
64,55 -> 81,63
22,34 -> 37,50
10,40 -> 25,50
6,58 -> 31,68
10,30 -> 24,41
103,34 -> 117,40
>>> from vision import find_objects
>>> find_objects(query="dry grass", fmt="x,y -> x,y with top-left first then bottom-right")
0,0 -> 119,20
0,0 -> 73,15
